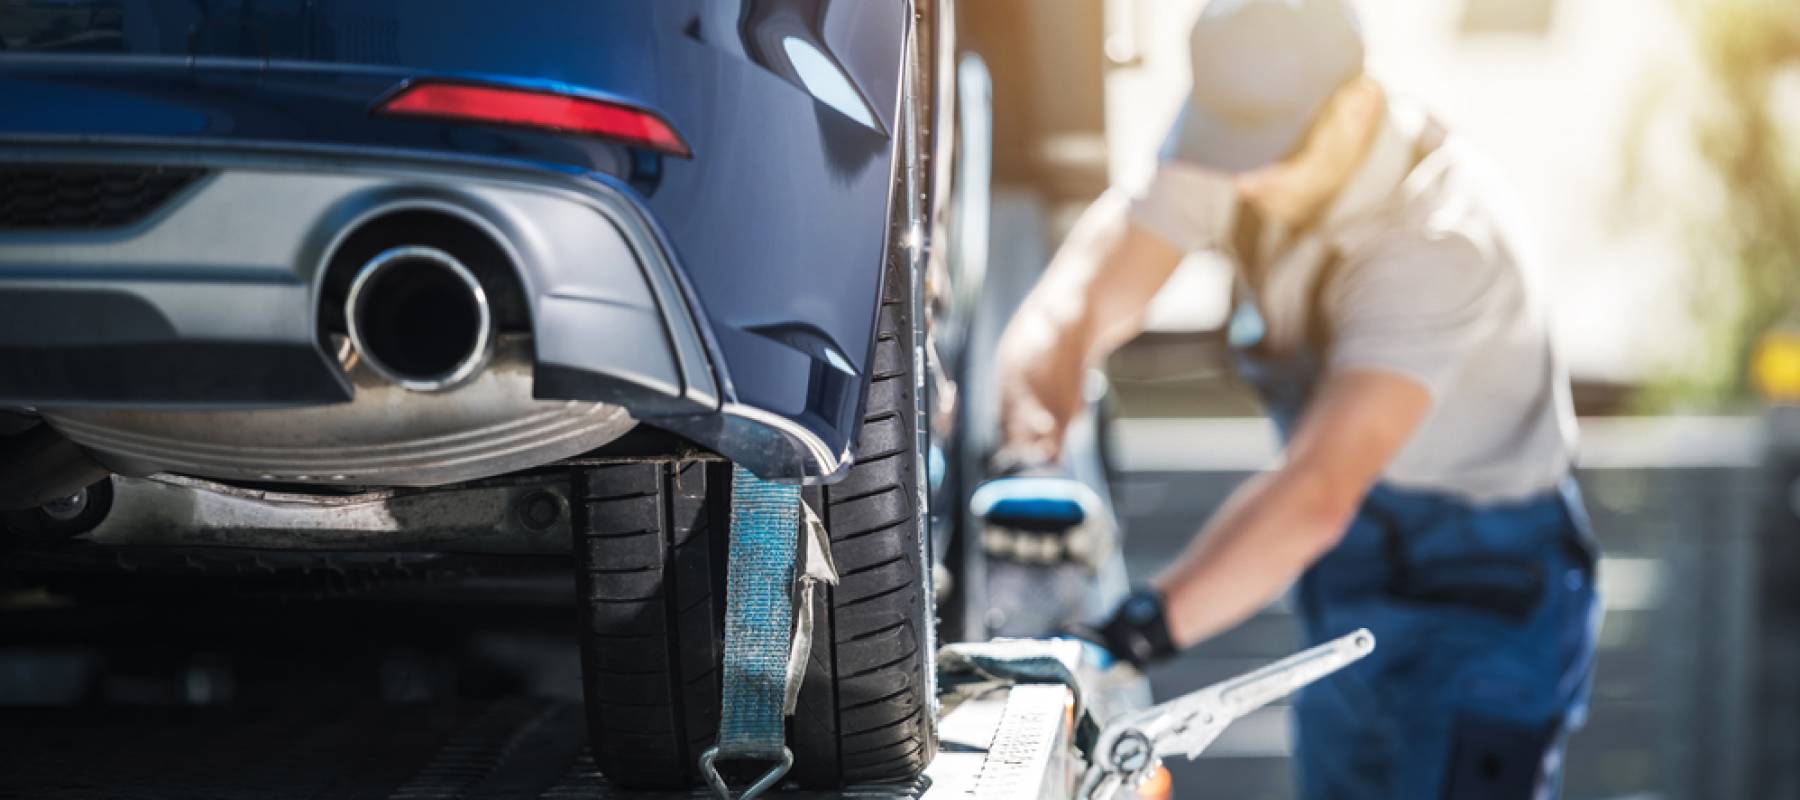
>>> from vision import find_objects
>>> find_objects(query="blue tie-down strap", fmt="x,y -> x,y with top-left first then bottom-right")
700,465 -> 804,800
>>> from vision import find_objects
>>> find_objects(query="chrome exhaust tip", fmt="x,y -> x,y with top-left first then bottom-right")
345,246 -> 494,393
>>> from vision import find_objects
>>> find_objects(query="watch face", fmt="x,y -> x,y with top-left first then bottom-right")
1126,594 -> 1160,623
1130,635 -> 1154,663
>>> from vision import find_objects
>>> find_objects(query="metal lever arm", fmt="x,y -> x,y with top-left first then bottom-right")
1080,629 -> 1376,798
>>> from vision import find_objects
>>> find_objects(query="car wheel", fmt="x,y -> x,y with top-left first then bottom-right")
789,250 -> 938,787
573,458 -> 730,789
572,250 -> 937,790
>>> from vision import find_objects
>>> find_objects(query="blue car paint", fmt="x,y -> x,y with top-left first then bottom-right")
0,0 -> 912,479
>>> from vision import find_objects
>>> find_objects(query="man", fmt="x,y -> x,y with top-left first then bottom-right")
994,1 -> 1601,797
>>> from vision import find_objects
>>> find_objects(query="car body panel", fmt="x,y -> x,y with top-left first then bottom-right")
0,0 -> 914,480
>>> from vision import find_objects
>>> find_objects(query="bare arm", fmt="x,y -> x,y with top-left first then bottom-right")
994,195 -> 1186,464
1154,369 -> 1431,646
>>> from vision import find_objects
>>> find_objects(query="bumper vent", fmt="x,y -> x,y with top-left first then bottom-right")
0,164 -> 207,231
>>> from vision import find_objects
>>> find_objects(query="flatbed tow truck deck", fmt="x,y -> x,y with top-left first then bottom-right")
0,560 -> 1371,800
0,587 -> 1369,800
0,656 -> 1063,799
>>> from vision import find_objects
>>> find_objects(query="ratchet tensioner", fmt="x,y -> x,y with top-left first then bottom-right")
940,628 -> 1375,799
1077,628 -> 1375,797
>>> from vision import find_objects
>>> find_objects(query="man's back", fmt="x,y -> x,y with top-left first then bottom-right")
1322,113 -> 1577,504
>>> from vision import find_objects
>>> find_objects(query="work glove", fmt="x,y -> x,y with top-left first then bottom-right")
969,472 -> 1116,572
1063,587 -> 1180,670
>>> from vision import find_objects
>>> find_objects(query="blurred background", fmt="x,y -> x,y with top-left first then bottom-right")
957,0 -> 1800,797
2,3 -> 1798,799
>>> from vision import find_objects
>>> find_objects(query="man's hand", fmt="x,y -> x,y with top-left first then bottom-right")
1075,587 -> 1179,669
995,195 -> 1186,464
1153,369 -> 1432,648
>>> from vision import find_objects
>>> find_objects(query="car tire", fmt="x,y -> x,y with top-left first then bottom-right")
573,458 -> 730,789
573,256 -> 936,791
788,256 -> 938,787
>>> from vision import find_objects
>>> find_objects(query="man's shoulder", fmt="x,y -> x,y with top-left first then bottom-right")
1340,216 -> 1506,289
1333,176 -> 1523,318
1345,141 -> 1526,280
1123,161 -> 1239,254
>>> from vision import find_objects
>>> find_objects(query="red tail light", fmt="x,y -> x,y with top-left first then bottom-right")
379,81 -> 691,158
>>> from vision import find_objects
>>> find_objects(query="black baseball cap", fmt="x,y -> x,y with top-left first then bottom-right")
1162,0 -> 1367,172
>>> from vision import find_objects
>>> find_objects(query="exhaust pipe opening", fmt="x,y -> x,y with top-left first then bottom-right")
346,246 -> 493,392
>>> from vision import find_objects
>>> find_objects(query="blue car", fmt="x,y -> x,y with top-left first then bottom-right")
0,0 -> 956,788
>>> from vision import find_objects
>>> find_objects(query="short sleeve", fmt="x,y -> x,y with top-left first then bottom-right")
1123,161 -> 1238,254
1325,234 -> 1509,398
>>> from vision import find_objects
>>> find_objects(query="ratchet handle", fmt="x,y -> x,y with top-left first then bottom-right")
1081,630 -> 1376,798
1214,628 -> 1376,720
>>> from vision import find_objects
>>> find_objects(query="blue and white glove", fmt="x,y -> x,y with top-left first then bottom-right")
969,474 -> 1115,571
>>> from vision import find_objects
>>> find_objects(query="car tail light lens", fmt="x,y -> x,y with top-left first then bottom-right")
379,81 -> 690,157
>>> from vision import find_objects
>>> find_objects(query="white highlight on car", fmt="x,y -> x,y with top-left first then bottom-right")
783,36 -> 878,129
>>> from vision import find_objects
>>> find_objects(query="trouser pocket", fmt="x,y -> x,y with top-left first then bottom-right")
1443,713 -> 1561,800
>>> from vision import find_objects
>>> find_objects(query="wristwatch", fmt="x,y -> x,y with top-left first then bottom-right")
1098,587 -> 1179,668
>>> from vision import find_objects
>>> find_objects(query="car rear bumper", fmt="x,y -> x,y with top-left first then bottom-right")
0,143 -> 717,411
0,143 -> 850,482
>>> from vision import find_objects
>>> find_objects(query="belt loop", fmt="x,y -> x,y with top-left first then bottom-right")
1358,491 -> 1412,592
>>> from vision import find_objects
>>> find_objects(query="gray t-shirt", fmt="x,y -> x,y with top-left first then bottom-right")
1127,105 -> 1577,504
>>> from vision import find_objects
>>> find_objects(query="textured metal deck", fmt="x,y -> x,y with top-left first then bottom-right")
0,696 -> 953,799
0,587 -> 1072,800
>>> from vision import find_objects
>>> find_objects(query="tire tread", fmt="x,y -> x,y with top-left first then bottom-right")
790,279 -> 936,786
575,462 -> 726,789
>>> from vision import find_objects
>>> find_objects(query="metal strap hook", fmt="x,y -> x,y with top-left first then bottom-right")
699,746 -> 795,800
